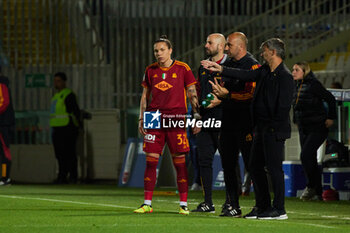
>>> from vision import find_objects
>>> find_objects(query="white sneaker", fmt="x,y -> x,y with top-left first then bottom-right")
0,178 -> 11,186
190,183 -> 201,191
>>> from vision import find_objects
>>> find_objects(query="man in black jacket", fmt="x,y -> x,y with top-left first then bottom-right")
0,65 -> 15,186
211,32 -> 260,217
191,33 -> 229,213
202,38 -> 294,220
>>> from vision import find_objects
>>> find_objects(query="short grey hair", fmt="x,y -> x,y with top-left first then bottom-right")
260,38 -> 286,60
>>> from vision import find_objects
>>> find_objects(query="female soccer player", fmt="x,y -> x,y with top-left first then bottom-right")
134,35 -> 199,215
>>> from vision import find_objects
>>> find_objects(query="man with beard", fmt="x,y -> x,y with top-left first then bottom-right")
192,33 -> 229,213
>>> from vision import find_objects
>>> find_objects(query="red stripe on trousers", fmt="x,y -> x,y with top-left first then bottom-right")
0,133 -> 11,160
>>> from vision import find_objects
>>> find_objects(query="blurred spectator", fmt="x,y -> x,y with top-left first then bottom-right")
0,65 -> 15,186
50,72 -> 81,184
292,61 -> 336,201
330,82 -> 343,89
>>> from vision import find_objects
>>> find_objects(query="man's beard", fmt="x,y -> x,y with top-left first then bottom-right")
206,49 -> 219,57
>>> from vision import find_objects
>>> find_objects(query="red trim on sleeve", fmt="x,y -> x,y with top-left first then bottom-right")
230,82 -> 256,101
251,64 -> 261,70
186,81 -> 197,88
0,84 -> 10,114
229,63 -> 260,101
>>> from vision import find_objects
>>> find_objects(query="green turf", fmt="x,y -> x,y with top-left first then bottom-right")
0,185 -> 349,233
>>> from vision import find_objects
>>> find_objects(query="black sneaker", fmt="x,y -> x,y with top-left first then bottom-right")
0,178 -> 11,186
191,202 -> 215,213
257,208 -> 288,220
221,203 -> 233,214
220,207 -> 242,217
243,207 -> 260,219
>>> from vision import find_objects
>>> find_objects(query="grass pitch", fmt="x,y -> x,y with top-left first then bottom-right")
0,185 -> 349,233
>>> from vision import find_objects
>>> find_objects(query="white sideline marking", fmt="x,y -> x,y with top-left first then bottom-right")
288,210 -> 350,221
0,194 -> 348,229
302,223 -> 337,229
0,194 -> 134,209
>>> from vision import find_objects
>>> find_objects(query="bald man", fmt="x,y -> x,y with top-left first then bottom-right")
214,32 -> 260,217
191,33 -> 230,213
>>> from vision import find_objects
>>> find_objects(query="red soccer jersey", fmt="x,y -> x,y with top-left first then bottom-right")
142,60 -> 196,115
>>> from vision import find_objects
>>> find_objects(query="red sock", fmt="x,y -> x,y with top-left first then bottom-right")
144,156 -> 159,202
172,156 -> 188,203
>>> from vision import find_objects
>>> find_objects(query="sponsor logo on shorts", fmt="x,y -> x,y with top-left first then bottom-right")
144,134 -> 156,143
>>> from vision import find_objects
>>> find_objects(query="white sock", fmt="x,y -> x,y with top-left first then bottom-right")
180,201 -> 187,206
144,200 -> 152,206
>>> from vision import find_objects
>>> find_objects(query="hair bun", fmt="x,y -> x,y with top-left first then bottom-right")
160,35 -> 168,39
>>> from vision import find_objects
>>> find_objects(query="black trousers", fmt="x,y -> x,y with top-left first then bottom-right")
196,130 -> 220,204
52,126 -> 79,181
0,127 -> 13,179
299,128 -> 328,196
220,129 -> 252,208
250,126 -> 285,211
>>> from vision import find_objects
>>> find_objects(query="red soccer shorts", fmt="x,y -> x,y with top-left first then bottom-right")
143,128 -> 190,155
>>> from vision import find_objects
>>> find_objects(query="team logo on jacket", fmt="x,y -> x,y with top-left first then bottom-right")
155,81 -> 173,91
246,133 -> 252,142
